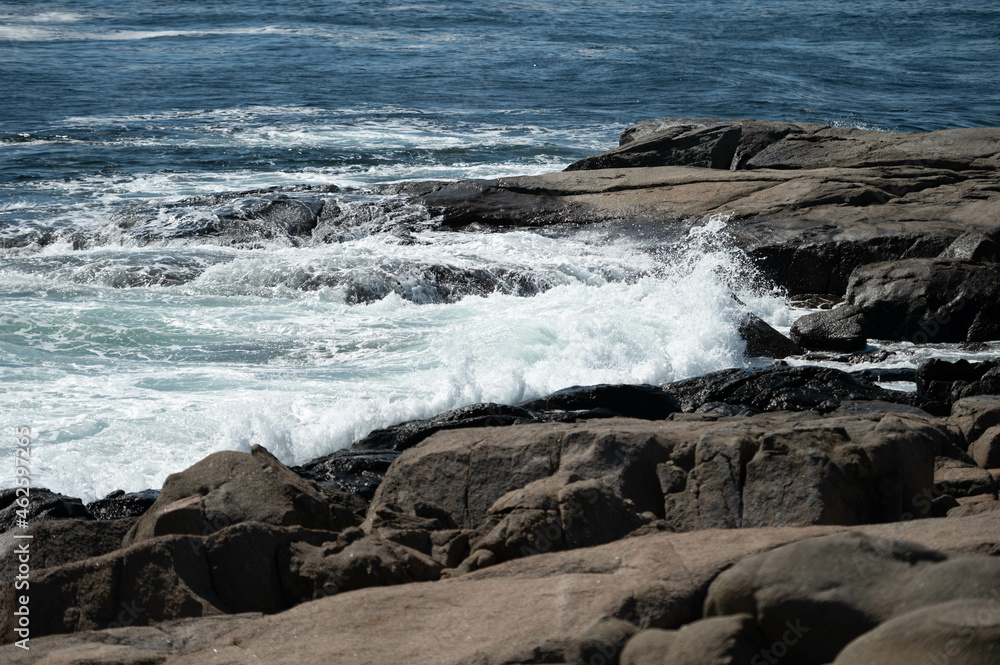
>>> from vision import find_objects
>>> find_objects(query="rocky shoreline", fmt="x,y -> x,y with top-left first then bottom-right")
3,119 -> 1000,664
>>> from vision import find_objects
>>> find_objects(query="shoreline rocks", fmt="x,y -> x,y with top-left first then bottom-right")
4,117 -> 1000,664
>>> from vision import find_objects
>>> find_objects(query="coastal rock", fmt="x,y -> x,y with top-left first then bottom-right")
619,629 -> 678,665
664,365 -> 930,414
738,312 -> 800,358
518,384 -> 681,420
969,426 -> 1000,468
371,410 -> 947,560
705,532 -> 1000,665
789,305 -> 867,351
123,445 -> 339,546
571,118 -> 1000,172
457,475 -> 647,573
832,600 -> 1000,665
0,614 -> 262,665
0,518 -> 135,588
939,229 -> 1000,262
294,450 -> 400,499
564,616 -> 638,665
919,359 -> 1000,403
12,514 -> 999,664
404,119 -> 1000,295
0,487 -> 92,535
661,614 -> 764,665
0,519 -> 441,641
86,489 -> 159,520
933,457 -> 998,499
791,259 -> 1000,347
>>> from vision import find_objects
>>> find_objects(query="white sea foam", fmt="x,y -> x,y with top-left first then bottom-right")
0,218 -> 786,502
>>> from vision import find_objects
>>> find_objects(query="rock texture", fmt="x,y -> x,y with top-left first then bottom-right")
8,514 -> 998,665
123,444 -> 349,547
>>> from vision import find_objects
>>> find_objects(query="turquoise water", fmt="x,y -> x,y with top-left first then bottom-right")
1,1 -> 998,500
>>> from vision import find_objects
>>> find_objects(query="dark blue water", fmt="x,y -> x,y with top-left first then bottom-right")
2,1 -> 999,500
3,1 -> 999,205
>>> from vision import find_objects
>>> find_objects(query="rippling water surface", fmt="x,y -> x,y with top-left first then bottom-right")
1,1 -> 998,499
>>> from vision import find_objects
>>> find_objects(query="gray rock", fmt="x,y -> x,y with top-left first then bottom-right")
832,600 -> 1000,665
704,531 -> 1000,665
565,616 -> 638,665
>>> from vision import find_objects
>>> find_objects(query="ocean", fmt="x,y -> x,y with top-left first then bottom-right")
2,0 -> 999,501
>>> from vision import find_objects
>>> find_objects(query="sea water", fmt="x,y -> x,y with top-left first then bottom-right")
2,1 -> 998,501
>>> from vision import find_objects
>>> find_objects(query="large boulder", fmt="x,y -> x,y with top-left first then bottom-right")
792,259 -> 1000,346
123,445 -> 343,546
704,531 -> 1000,665
370,410 -> 949,567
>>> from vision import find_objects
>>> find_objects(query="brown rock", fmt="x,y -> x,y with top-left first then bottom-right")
704,530 -> 1000,665
969,424 -> 1000,468
123,445 -> 339,547
934,457 -> 998,499
8,514 -> 1000,664
664,614 -> 764,665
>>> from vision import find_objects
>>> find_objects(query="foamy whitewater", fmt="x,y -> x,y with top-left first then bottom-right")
3,0 -> 999,501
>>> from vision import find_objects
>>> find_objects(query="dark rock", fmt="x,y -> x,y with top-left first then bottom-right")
351,403 -> 539,453
917,358 -> 1000,403
847,367 -> 917,384
664,365 -> 931,414
0,487 -> 92,535
0,518 -> 135,588
939,230 -> 1000,262
565,616 -> 638,665
294,450 -> 400,500
123,445 -> 337,547
518,384 -> 681,420
790,305 -> 868,351
933,457 -> 998,499
87,489 -> 159,520
832,599 -> 1000,665
738,312 -> 800,359
807,259 -> 1000,345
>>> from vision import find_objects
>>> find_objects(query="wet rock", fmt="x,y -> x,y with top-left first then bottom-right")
87,489 -> 159,520
518,384 -> 681,420
918,358 -> 1000,404
664,365 -> 930,414
798,259 -> 1000,346
294,450 -> 400,500
738,312 -> 800,359
832,600 -> 1000,665
938,229 -> 1000,262
790,305 -> 867,351
0,487 -> 92,535
123,445 -> 338,547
